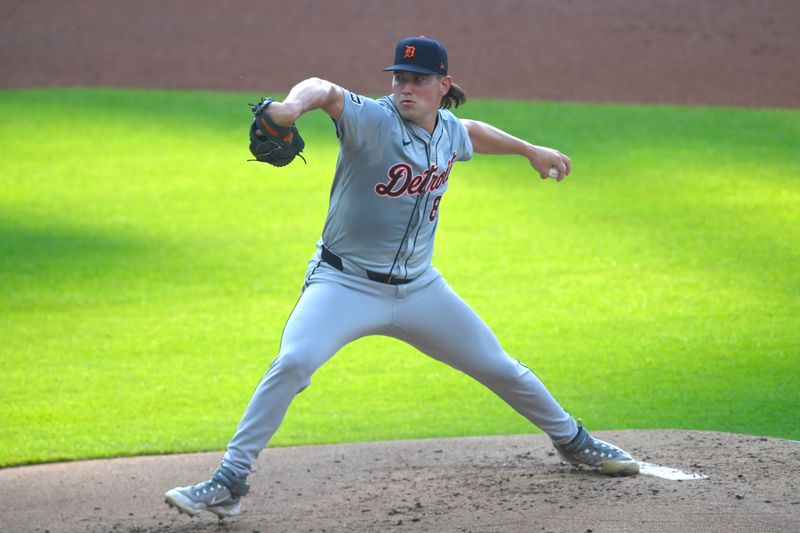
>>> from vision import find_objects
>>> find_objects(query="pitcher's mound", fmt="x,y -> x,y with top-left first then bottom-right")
1,430 -> 798,532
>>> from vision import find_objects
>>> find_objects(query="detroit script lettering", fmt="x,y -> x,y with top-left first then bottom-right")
374,152 -> 457,198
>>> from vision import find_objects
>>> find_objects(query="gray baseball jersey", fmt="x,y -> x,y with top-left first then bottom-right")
318,90 -> 473,280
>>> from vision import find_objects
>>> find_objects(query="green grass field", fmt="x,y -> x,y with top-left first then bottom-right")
1,88 -> 798,467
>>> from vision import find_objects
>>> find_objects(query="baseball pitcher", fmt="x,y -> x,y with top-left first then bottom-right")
166,36 -> 639,519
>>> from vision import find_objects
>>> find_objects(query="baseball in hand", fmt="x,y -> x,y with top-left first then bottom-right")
547,167 -> 560,179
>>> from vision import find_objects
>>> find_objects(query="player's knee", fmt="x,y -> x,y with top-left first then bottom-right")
270,349 -> 317,384
476,356 -> 528,385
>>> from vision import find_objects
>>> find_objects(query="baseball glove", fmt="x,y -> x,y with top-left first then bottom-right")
248,97 -> 306,167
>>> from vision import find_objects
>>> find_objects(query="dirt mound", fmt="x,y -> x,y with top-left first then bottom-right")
1,431 -> 798,532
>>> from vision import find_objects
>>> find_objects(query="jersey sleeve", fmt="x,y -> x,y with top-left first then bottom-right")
449,111 -> 473,162
333,90 -> 391,152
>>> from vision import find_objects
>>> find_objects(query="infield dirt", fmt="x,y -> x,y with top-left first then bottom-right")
1,432 -> 799,532
1,1 -> 799,532
2,0 -> 799,108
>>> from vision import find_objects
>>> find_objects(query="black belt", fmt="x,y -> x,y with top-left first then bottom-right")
321,246 -> 414,285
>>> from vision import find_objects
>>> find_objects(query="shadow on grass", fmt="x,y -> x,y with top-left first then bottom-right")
0,216 -> 169,303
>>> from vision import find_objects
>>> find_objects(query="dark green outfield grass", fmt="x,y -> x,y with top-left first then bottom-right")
1,88 -> 798,466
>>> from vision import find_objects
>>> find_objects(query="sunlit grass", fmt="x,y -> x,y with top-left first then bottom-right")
1,88 -> 798,466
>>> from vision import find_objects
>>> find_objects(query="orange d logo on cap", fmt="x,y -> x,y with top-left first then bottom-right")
383,36 -> 448,75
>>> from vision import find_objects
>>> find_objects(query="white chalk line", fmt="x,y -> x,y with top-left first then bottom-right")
638,462 -> 709,480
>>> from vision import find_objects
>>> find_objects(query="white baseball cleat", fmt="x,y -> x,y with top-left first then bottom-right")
165,467 -> 249,518
554,420 -> 640,476
166,480 -> 241,518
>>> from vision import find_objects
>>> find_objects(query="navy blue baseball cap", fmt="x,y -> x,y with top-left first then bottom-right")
382,36 -> 448,75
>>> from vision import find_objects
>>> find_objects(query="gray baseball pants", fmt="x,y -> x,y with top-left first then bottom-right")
221,262 -> 578,479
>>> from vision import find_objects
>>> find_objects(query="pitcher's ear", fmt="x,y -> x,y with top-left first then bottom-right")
440,75 -> 453,96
